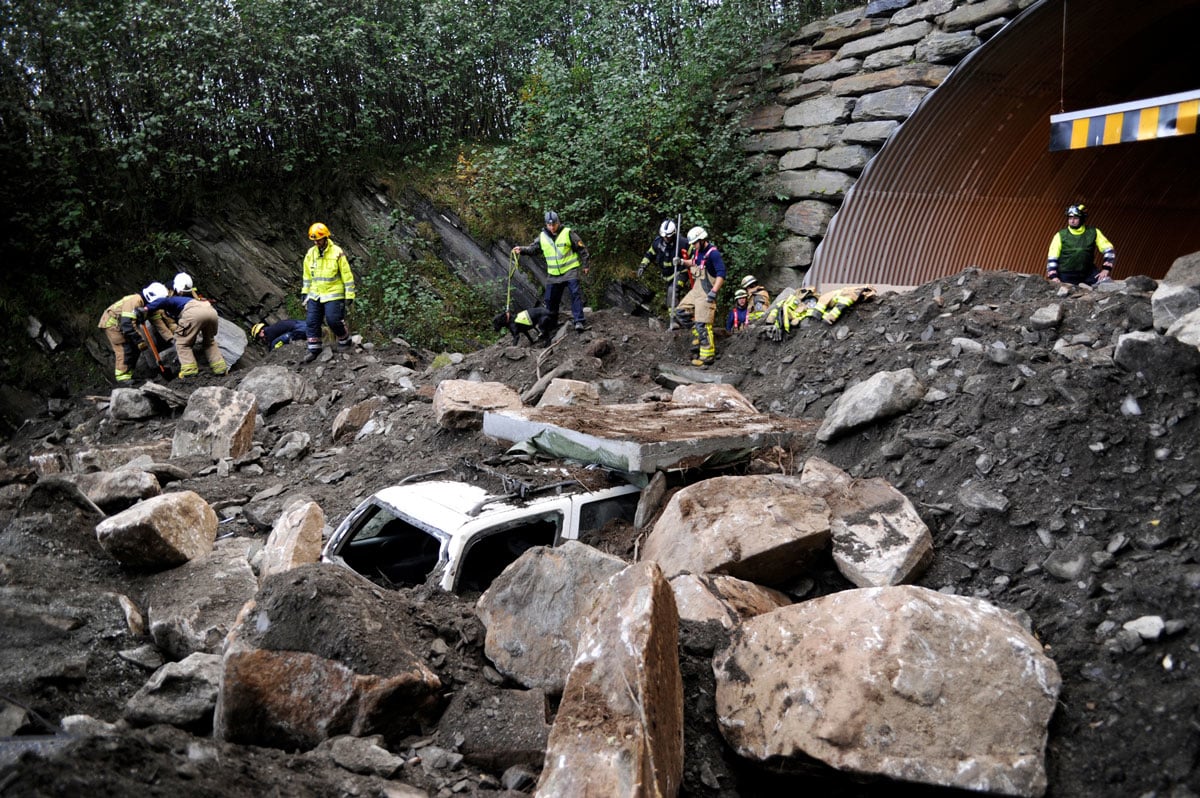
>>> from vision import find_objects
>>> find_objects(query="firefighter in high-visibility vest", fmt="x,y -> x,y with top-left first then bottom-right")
301,222 -> 357,363
512,211 -> 591,332
97,285 -> 176,382
1046,204 -> 1115,285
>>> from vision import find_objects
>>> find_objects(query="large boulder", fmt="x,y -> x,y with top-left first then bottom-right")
640,474 -> 830,585
215,564 -> 441,750
537,562 -> 683,798
142,537 -> 258,659
95,491 -> 218,570
171,386 -> 258,460
477,542 -> 626,694
714,586 -> 1061,797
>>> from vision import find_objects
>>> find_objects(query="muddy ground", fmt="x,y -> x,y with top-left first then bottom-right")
1,267 -> 1198,797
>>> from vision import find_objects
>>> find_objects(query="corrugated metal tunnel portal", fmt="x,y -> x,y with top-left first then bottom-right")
810,0 -> 1200,288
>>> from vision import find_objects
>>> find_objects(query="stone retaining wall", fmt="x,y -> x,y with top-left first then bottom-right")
735,0 -> 1035,286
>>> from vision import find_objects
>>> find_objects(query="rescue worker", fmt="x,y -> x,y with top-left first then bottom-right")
141,281 -> 227,378
1046,204 -> 1115,286
740,275 -> 771,323
766,284 -> 876,340
674,226 -> 726,367
173,272 -> 202,299
97,284 -> 176,382
727,289 -> 750,332
301,222 -> 357,362
512,211 -> 590,332
252,319 -> 308,350
638,219 -> 689,310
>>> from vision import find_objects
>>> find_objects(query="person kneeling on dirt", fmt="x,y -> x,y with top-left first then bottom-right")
252,319 -> 308,351
1045,203 -> 1115,286
141,281 -> 227,378
727,289 -> 750,332
98,287 -> 176,382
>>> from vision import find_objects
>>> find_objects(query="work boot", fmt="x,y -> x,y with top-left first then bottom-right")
691,357 -> 713,367
337,338 -> 352,351
303,349 -> 320,364
573,321 -> 587,332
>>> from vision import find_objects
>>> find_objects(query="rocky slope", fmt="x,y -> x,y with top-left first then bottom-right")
1,266 -> 1198,797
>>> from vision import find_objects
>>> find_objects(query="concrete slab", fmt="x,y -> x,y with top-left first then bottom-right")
483,403 -> 817,474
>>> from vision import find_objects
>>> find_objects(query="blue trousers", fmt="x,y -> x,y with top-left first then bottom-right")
545,275 -> 584,326
306,299 -> 349,351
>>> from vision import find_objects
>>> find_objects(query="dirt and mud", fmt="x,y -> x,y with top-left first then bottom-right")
1,267 -> 1198,797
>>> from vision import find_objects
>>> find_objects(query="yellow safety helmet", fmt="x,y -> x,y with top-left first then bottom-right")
251,323 -> 266,339
308,222 -> 331,241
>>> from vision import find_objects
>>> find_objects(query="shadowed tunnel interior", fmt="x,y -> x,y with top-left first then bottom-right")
811,0 -> 1200,287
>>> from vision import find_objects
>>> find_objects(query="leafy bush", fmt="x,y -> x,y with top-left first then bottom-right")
356,213 -> 492,352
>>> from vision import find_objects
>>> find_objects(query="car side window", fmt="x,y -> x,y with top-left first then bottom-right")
578,492 -> 639,533
342,507 -> 444,588
456,512 -> 563,593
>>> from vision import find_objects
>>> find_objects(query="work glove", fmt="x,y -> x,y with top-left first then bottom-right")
768,324 -> 783,342
637,258 -> 649,277
672,256 -> 682,268
706,290 -> 718,303
133,307 -> 147,324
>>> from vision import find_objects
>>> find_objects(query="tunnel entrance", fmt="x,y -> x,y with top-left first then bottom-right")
810,0 -> 1200,288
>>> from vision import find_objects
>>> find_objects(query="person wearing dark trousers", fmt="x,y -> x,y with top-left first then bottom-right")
512,211 -> 590,332
301,222 -> 356,362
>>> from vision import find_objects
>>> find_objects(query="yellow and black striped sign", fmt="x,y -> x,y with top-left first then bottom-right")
1050,89 -> 1199,151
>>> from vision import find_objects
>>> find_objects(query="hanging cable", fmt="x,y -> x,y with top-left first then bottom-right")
1059,0 -> 1067,112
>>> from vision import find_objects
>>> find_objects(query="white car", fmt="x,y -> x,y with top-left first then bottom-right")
321,477 -> 641,593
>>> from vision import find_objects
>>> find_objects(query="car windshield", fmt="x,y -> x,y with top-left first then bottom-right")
338,503 -> 445,588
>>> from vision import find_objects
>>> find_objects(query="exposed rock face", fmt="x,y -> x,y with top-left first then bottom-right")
72,468 -> 161,514
714,585 -> 1061,797
258,499 -> 324,583
236,365 -> 318,415
95,491 -> 218,569
640,474 -> 830,584
669,573 -> 791,630
537,562 -> 683,798
816,368 -> 925,442
124,652 -> 223,730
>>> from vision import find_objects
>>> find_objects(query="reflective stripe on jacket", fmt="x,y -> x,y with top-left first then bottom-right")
302,242 -> 357,302
539,227 -> 581,277
1047,226 -> 1114,276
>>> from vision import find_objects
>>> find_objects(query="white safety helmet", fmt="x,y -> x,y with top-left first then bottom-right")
686,226 -> 707,245
740,275 -> 758,290
142,282 -> 169,303
659,219 -> 676,239
173,272 -> 194,293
